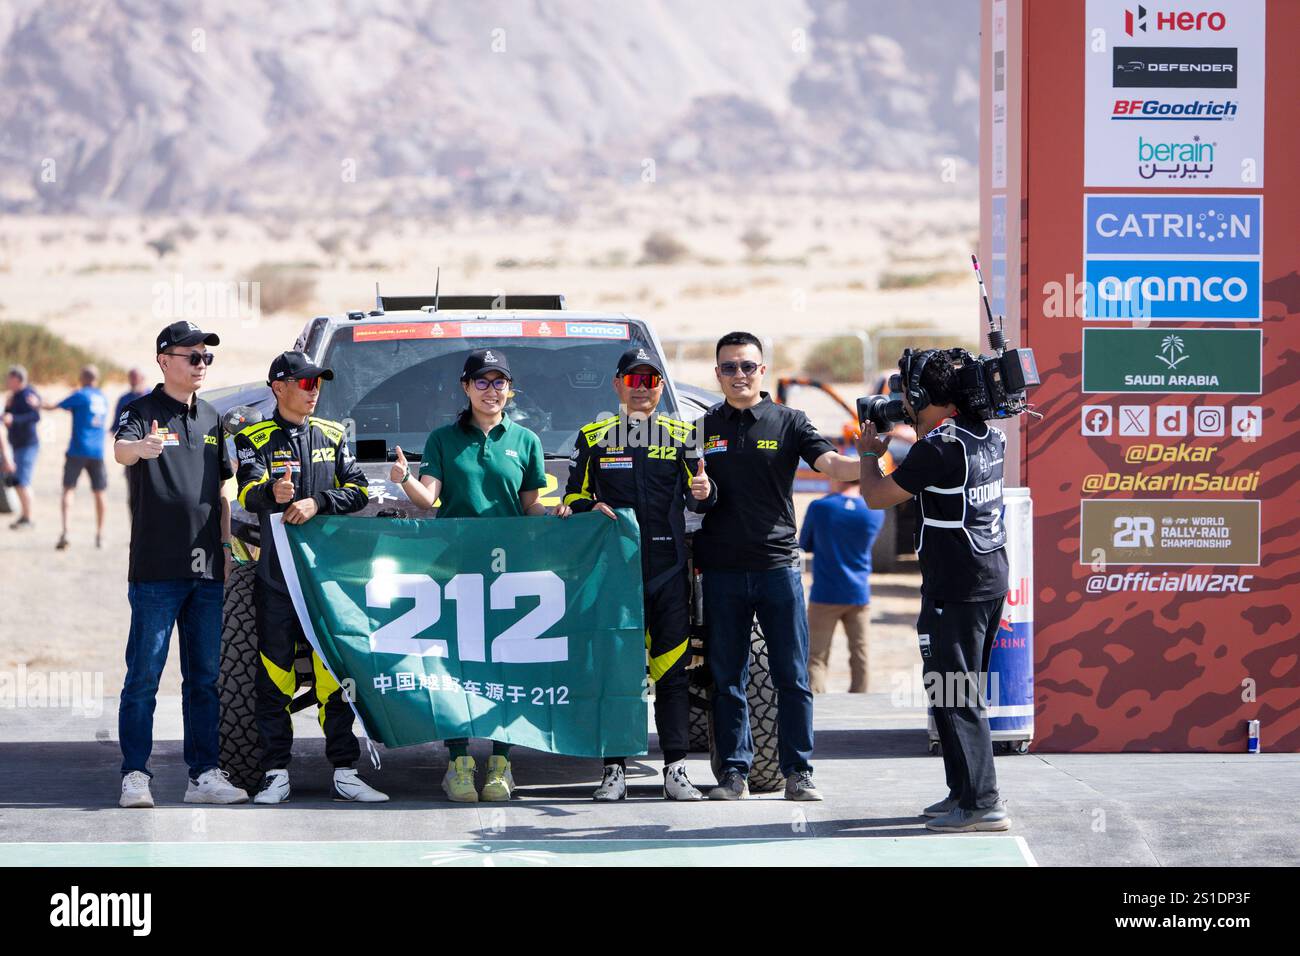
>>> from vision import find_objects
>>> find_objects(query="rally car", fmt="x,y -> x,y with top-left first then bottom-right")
204,292 -> 786,795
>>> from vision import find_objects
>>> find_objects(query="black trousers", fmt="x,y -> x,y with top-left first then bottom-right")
254,583 -> 359,771
917,594 -> 1003,810
608,566 -> 691,765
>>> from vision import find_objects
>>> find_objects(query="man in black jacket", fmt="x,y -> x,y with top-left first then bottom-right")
563,346 -> 716,801
234,350 -> 387,805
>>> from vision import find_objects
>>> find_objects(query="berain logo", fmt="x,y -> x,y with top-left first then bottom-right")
1124,6 -> 1227,36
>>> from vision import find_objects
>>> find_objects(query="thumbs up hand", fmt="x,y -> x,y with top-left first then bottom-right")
273,463 -> 296,504
138,419 -> 165,459
389,445 -> 409,484
690,456 -> 711,500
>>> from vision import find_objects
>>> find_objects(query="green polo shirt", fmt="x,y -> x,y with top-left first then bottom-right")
419,414 -> 547,518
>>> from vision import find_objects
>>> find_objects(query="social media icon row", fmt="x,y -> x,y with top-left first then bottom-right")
1081,404 -> 1261,438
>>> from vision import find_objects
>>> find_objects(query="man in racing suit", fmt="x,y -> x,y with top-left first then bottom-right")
234,350 -> 387,804
563,346 -> 716,801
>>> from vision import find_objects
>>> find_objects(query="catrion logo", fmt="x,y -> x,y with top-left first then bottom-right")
50,886 -> 152,935
1113,46 -> 1237,88
1111,98 -> 1237,119
1124,6 -> 1227,36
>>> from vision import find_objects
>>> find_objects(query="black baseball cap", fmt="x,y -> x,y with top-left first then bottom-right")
616,346 -> 665,378
267,350 -> 334,385
156,321 -> 220,354
461,348 -> 511,380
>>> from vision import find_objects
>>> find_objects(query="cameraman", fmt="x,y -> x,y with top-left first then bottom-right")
856,349 -> 1010,832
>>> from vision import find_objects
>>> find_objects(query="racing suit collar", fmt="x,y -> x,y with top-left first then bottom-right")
272,408 -> 308,433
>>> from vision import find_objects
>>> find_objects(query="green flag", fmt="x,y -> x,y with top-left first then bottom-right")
270,510 -> 648,757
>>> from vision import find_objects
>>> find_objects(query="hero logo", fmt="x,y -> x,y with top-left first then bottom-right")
1124,6 -> 1227,36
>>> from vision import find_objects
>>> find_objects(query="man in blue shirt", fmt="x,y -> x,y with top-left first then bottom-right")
3,365 -> 41,529
45,364 -> 109,550
798,477 -> 884,693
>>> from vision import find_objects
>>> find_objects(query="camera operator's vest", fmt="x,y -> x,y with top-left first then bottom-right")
914,420 -> 1007,554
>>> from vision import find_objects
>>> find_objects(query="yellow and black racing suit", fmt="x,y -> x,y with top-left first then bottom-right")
234,411 -> 368,770
564,411 -> 716,763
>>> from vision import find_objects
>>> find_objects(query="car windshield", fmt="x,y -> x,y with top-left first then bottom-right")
314,319 -> 675,459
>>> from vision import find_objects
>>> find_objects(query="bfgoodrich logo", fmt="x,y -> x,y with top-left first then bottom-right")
50,886 -> 151,936
1113,46 -> 1237,88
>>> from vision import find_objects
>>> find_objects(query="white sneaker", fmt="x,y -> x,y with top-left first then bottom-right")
663,760 -> 704,801
119,771 -> 154,808
333,768 -> 389,803
592,763 -> 626,801
184,768 -> 250,805
253,769 -> 290,805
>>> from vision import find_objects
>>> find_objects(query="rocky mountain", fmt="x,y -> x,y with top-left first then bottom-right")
0,0 -> 979,215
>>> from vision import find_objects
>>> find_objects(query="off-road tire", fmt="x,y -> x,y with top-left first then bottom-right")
218,562 -> 263,795
699,623 -> 784,793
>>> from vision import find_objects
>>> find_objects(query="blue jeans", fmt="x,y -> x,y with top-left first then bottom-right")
120,579 -> 223,779
704,566 -> 814,777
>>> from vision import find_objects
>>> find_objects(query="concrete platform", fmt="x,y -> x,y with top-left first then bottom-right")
1,694 -> 1295,866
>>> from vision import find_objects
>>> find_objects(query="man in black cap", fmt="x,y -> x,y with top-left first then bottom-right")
112,321 -> 248,807
233,350 -> 387,804
562,345 -> 716,801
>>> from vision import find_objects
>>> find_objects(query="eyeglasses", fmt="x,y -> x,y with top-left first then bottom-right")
472,378 -> 510,391
294,377 -> 322,391
164,351 -> 214,367
718,361 -> 760,377
622,373 -> 662,389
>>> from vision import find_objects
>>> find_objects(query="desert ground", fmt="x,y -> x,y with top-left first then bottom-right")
0,181 -> 974,701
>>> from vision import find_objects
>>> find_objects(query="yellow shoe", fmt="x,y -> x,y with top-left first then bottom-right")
442,756 -> 478,802
481,755 -> 515,802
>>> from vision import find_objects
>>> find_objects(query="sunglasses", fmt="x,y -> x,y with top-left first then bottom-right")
293,376 -> 322,391
718,361 -> 760,377
164,351 -> 215,367
622,372 -> 662,389
472,378 -> 510,392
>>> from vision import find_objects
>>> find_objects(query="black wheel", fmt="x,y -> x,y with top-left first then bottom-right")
687,682 -> 711,752
218,562 -> 263,795
706,623 -> 784,793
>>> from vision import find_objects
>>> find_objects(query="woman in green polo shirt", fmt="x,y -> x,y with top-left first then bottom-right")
389,348 -> 569,803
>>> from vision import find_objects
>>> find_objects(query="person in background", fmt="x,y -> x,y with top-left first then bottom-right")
391,348 -> 553,803
114,367 -> 150,519
799,477 -> 884,694
114,367 -> 150,427
45,364 -> 109,550
2,365 -> 41,530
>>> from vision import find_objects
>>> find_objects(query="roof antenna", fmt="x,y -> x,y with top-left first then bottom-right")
434,267 -> 440,312
374,281 -> 382,312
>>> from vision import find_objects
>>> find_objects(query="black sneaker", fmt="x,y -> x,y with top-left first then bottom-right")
9,517 -> 32,530
55,535 -> 69,550
709,769 -> 749,801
